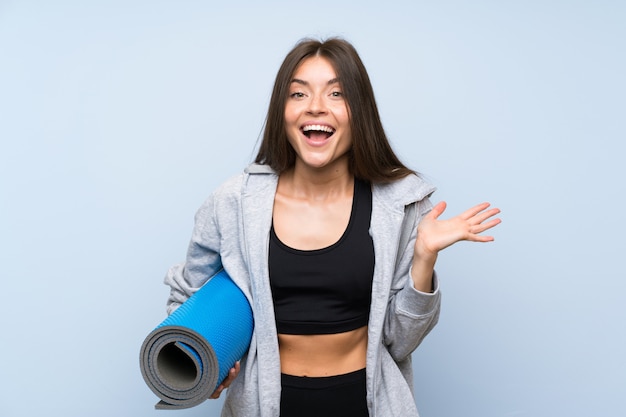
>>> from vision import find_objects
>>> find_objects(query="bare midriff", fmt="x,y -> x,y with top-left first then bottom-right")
278,325 -> 368,376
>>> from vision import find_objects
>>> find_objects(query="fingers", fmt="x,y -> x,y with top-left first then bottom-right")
460,202 -> 493,220
437,202 -> 500,227
209,361 -> 241,399
210,384 -> 225,399
429,201 -> 447,220
417,200 -> 501,254
449,202 -> 501,242
467,215 -> 502,242
471,208 -> 501,228
461,203 -> 501,232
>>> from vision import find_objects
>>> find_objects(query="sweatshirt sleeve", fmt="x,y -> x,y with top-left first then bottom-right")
382,197 -> 442,362
163,192 -> 224,315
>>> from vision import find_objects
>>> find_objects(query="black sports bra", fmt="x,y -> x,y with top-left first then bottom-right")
269,179 -> 375,335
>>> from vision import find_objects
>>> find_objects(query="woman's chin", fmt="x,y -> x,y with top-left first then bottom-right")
295,153 -> 350,173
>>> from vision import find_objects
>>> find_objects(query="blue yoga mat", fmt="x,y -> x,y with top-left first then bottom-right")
140,269 -> 254,409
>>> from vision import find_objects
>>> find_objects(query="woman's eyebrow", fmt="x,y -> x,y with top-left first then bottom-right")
290,78 -> 341,86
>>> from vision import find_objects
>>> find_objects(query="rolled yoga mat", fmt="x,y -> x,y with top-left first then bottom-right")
140,269 -> 254,409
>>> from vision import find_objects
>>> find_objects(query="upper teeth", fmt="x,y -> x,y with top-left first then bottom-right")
303,124 -> 334,133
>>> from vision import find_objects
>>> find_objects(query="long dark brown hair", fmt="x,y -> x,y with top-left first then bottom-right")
255,37 -> 414,183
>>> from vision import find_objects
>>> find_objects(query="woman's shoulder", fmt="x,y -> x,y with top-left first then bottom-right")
210,163 -> 278,200
373,174 -> 437,198
372,173 -> 436,208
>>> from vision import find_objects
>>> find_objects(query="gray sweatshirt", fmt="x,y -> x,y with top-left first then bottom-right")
164,163 -> 441,417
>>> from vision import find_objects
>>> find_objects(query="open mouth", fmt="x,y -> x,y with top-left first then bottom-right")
301,124 -> 335,141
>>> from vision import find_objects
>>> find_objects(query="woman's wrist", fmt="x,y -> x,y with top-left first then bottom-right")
410,253 -> 437,293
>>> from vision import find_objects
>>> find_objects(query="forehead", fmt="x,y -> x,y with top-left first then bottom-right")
291,56 -> 338,83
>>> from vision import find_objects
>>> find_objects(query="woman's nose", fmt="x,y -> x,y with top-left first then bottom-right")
306,94 -> 327,115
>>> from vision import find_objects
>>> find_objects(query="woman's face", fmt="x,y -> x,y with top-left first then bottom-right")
284,56 -> 352,172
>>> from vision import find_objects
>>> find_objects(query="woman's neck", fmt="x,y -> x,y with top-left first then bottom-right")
281,160 -> 353,201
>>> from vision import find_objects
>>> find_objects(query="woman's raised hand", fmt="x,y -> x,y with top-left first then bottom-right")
415,201 -> 501,259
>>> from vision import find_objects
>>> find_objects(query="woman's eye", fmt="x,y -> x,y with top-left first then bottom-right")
330,91 -> 343,98
290,92 -> 305,99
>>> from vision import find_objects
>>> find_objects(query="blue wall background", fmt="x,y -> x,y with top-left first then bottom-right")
1,1 -> 624,416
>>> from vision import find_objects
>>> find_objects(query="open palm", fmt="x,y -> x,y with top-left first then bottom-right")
416,201 -> 502,257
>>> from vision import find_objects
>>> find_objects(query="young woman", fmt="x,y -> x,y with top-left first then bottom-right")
164,37 -> 501,417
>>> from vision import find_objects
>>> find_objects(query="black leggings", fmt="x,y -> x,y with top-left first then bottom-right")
279,369 -> 369,417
